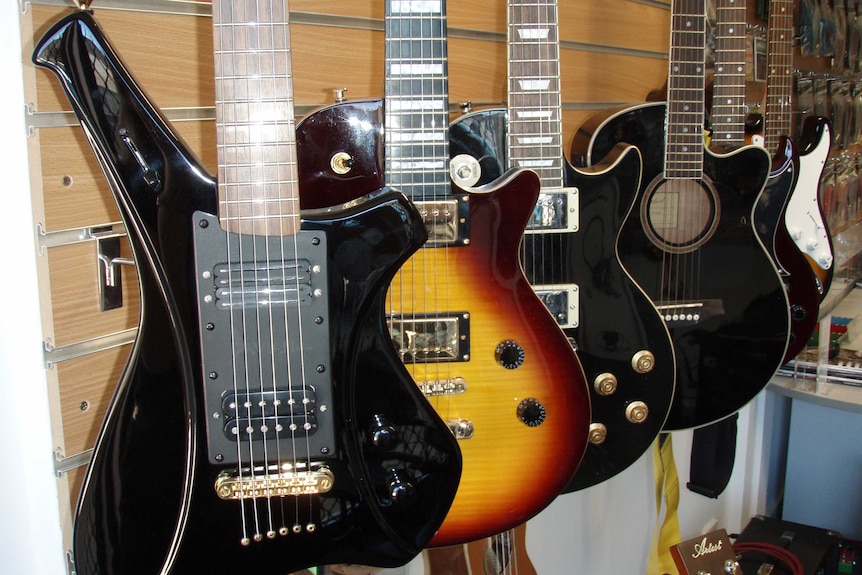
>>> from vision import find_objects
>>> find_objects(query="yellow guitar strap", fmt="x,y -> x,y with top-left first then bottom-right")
646,433 -> 682,575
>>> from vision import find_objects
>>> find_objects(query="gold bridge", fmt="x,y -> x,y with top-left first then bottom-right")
215,467 -> 335,500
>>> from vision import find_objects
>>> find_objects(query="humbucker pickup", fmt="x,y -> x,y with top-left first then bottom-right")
414,198 -> 470,246
525,187 -> 579,233
533,284 -> 579,329
388,313 -> 470,362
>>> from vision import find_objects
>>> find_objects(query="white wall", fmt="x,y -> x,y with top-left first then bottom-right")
526,398 -> 771,574
0,4 -> 66,574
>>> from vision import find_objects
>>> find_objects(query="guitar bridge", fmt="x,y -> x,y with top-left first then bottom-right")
214,466 -> 335,500
656,299 -> 725,327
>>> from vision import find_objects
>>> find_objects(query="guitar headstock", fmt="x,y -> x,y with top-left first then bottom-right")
671,529 -> 740,575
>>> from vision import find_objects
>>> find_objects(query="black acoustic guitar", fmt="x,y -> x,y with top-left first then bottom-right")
570,0 -> 789,430
33,4 -> 461,575
708,0 -> 819,363
448,0 -> 675,491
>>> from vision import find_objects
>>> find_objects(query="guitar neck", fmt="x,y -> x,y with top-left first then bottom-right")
384,0 -> 451,199
710,0 -> 748,147
665,0 -> 707,179
763,0 -> 794,150
507,0 -> 565,188
213,0 -> 301,236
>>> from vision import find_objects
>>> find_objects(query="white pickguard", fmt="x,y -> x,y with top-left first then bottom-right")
785,122 -> 833,271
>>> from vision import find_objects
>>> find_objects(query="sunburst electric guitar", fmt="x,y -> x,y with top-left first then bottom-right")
570,0 -> 789,430
33,4 -> 462,574
299,0 -> 592,547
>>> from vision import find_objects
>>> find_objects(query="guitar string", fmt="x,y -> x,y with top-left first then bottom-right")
276,0 -> 317,533
267,0 -> 288,538
216,0 -> 253,544
252,0 -> 277,539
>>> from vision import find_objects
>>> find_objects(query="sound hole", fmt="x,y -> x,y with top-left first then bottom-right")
641,176 -> 720,254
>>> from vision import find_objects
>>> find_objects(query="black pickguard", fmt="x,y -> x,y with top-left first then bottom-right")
573,102 -> 790,430
450,109 -> 676,490
33,11 -> 461,575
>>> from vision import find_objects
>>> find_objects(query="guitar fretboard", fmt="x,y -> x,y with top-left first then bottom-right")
710,0 -> 748,147
507,0 -> 564,188
666,0 -> 707,180
384,0 -> 451,199
764,0 -> 794,150
213,0 -> 300,236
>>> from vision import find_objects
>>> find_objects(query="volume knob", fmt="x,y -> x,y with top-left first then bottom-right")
517,398 -> 546,427
496,339 -> 525,369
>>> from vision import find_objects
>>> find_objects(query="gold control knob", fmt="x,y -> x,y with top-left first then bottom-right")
593,372 -> 618,396
625,401 -> 649,424
631,350 -> 656,373
588,422 -> 608,445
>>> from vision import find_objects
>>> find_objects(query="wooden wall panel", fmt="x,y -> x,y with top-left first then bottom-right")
561,0 -> 670,53
55,345 -> 132,457
38,128 -> 123,232
32,7 -> 214,112
45,242 -> 139,348
39,124 -> 217,231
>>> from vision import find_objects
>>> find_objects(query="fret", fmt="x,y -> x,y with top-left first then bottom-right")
511,136 -> 560,145
389,0 -> 442,13
711,0 -> 747,147
763,0 -> 795,150
506,0 -> 564,184
384,0 -> 450,199
212,0 -> 300,236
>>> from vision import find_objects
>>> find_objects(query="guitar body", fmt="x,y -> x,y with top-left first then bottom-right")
298,111 -> 590,544
35,11 -> 461,575
752,137 -> 821,361
791,116 -> 834,299
390,168 -> 590,547
572,102 -> 790,430
450,109 -> 675,491
296,99 -> 385,210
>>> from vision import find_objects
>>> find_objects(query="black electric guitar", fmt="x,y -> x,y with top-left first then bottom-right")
710,0 -> 819,362
33,4 -> 462,575
570,0 -> 789,430
447,0 -> 675,490
301,0 -> 592,547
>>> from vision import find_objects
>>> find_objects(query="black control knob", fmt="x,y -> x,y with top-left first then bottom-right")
387,469 -> 416,503
368,414 -> 398,450
517,398 -> 546,427
495,339 -> 525,369
790,303 -> 807,321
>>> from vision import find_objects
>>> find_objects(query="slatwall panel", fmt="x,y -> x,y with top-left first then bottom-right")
19,0 -> 672,565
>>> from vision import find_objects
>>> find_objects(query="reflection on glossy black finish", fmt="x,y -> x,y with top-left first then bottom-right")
450,109 -> 676,491
572,102 -> 790,430
34,11 -> 461,575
